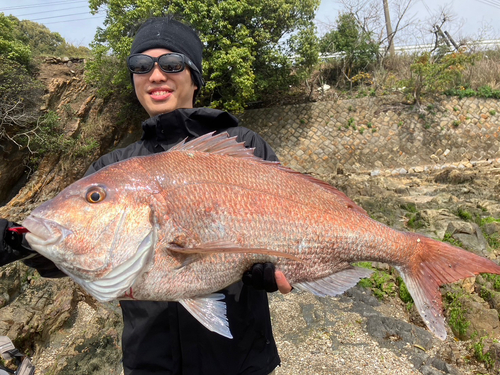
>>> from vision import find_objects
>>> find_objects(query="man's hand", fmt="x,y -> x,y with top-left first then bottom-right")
0,219 -> 31,266
242,263 -> 292,294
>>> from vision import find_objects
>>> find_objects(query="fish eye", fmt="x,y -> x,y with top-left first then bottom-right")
86,187 -> 106,203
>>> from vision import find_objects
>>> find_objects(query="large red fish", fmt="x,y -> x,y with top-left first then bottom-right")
22,132 -> 500,339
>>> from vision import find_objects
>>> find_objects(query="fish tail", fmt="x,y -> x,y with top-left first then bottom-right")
397,233 -> 500,340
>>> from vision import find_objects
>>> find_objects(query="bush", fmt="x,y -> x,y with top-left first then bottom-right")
0,57 -> 43,145
402,51 -> 475,105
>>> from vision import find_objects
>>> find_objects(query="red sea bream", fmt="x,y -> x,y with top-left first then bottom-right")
22,132 -> 500,339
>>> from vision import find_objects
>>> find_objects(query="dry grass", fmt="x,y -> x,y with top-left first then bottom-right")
464,49 -> 500,90
255,48 -> 500,107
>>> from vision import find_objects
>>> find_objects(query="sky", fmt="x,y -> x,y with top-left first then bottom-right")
2,0 -> 500,48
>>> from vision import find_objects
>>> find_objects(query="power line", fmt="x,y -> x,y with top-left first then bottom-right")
29,11 -> 100,22
13,5 -> 89,18
419,0 -> 433,16
2,0 -> 88,11
43,15 -> 105,25
476,0 -> 500,9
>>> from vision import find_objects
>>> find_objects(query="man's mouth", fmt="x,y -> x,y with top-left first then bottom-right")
151,90 -> 171,96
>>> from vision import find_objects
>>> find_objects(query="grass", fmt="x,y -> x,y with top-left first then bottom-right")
443,233 -> 464,248
473,336 -> 495,368
444,287 -> 471,339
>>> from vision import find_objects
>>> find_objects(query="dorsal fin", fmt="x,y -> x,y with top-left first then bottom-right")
170,132 -> 369,217
169,132 -> 262,161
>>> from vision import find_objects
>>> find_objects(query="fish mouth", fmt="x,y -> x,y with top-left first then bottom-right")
23,216 -> 73,250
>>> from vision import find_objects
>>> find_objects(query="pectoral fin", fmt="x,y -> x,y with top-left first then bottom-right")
179,293 -> 233,339
168,240 -> 301,262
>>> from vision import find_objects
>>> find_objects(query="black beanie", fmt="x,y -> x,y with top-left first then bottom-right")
130,17 -> 204,100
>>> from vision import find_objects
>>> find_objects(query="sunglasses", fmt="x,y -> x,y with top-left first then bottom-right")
127,52 -> 201,76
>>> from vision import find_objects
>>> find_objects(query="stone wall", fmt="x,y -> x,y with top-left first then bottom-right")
240,96 -> 500,175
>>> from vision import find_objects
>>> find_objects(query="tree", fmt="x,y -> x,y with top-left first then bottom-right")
319,12 -> 378,80
0,14 -> 44,149
0,13 -> 31,67
10,17 -> 64,57
87,0 -> 320,112
334,0 -> 416,57
7,16 -> 90,58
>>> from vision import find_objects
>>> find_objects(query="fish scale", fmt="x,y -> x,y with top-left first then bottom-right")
23,132 -> 500,340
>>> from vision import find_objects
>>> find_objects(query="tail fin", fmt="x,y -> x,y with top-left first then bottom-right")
397,234 -> 500,340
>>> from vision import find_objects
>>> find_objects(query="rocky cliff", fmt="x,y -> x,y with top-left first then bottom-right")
0,60 -> 499,375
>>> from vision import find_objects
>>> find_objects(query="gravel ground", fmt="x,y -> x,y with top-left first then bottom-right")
269,290 -> 489,375
271,292 -> 420,375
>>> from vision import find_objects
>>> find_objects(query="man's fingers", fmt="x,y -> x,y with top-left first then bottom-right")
275,271 -> 292,294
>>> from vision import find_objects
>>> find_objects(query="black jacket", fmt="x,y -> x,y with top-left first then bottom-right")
86,108 -> 281,375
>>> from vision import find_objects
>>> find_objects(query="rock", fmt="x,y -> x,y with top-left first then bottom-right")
365,315 -> 435,350
484,222 -> 500,236
416,209 -> 456,239
463,298 -> 500,339
0,263 -> 23,308
489,292 -> 500,312
420,365 -> 445,375
445,221 -> 489,257
485,341 -> 500,371
434,169 -> 474,184
431,357 -> 456,374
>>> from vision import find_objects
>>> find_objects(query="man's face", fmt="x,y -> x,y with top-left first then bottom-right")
133,48 -> 198,117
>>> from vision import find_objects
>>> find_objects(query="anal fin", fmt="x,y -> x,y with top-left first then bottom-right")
294,267 -> 373,297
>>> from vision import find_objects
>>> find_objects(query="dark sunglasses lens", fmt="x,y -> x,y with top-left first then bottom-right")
158,55 -> 184,73
129,55 -> 154,73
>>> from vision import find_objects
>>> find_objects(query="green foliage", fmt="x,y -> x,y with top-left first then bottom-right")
444,287 -> 471,339
29,111 -> 68,154
402,51 -> 475,105
397,277 -> 413,304
8,17 -> 63,57
445,85 -> 500,99
359,269 -> 397,300
481,217 -> 500,226
481,273 -> 500,291
319,13 -> 378,83
400,202 -> 417,213
443,233 -> 464,248
0,13 -> 32,67
478,217 -> 500,249
87,0 -> 320,112
403,204 -> 425,230
473,336 -> 495,368
457,207 -> 473,221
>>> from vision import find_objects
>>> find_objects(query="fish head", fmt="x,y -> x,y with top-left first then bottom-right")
23,167 -> 158,301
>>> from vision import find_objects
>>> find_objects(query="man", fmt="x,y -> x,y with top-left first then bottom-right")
0,16 -> 290,375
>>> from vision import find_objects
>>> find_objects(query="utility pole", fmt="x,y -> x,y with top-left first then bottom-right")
383,0 -> 395,55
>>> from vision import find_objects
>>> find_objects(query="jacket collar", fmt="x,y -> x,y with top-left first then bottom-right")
141,108 -> 240,150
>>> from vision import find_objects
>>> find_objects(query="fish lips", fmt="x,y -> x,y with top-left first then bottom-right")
23,216 -> 73,255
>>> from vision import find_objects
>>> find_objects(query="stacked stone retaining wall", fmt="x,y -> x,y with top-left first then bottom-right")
240,95 -> 500,175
